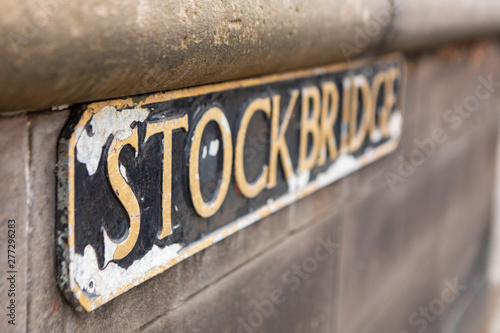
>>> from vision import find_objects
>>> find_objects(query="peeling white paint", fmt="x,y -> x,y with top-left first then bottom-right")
52,104 -> 70,111
266,199 -> 278,213
315,154 -> 360,186
119,164 -> 129,182
209,139 -> 220,156
73,241 -> 181,300
370,128 -> 382,143
102,229 -> 119,267
219,117 -> 232,140
287,170 -> 310,193
354,75 -> 365,86
363,147 -> 376,163
75,106 -> 150,176
68,221 -> 73,239
343,77 -> 352,89
389,110 -> 403,138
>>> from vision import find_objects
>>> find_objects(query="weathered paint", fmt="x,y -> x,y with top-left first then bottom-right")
56,54 -> 406,311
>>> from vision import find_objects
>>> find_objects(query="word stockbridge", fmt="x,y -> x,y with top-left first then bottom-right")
57,54 -> 405,311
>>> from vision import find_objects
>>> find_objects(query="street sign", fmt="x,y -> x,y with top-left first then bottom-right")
57,54 -> 405,311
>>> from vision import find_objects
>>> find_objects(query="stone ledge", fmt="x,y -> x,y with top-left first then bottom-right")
1,1 -> 500,112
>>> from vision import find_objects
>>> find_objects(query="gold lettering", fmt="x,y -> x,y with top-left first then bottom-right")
235,98 -> 271,198
349,76 -> 373,152
268,90 -> 298,188
145,115 -> 189,240
318,82 -> 339,166
378,68 -> 400,138
299,86 -> 321,173
189,107 -> 233,218
107,127 -> 141,260
369,71 -> 386,138
339,78 -> 351,154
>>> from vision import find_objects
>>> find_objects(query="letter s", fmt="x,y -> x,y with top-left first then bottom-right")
107,127 -> 141,260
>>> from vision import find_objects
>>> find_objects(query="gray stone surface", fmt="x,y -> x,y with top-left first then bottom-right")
337,41 -> 500,333
0,115 -> 28,333
25,110 -> 69,333
138,212 -> 342,333
1,1 -> 500,112
1,41 -> 500,333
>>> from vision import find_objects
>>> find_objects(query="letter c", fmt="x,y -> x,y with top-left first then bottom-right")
235,98 -> 271,198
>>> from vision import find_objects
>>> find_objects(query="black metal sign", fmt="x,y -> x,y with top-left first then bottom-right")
57,54 -> 405,311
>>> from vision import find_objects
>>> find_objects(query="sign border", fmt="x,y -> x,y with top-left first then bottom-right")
57,53 -> 407,311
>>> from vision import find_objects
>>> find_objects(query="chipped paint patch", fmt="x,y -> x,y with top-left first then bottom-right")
389,110 -> 403,138
73,242 -> 181,300
75,106 -> 149,176
209,139 -> 220,156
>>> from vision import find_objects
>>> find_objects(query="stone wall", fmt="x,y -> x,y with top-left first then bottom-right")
1,40 -> 500,332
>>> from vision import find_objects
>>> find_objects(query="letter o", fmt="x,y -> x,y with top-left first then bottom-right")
189,107 -> 233,218
235,98 -> 271,198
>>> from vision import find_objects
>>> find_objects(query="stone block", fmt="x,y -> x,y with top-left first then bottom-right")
138,212 -> 342,333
